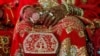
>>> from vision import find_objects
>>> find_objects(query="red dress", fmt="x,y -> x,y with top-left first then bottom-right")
13,0 -> 38,24
58,0 -> 100,56
92,28 -> 100,56
0,6 -> 14,56
11,15 -> 88,56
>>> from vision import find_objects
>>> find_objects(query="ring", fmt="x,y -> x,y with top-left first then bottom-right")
51,16 -> 55,20
49,12 -> 53,16
39,12 -> 43,15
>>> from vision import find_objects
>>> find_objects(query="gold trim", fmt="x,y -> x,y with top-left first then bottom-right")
0,36 -> 9,44
38,0 -> 59,9
59,38 -> 71,56
0,36 -> 10,54
62,0 -> 75,5
6,13 -> 10,24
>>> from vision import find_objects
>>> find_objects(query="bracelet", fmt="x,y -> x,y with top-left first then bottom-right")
63,4 -> 84,16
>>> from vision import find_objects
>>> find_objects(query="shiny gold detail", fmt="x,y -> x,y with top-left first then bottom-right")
0,36 -> 10,54
77,46 -> 88,56
59,38 -> 71,56
59,37 -> 88,56
4,4 -> 14,24
65,27 -> 72,34
56,28 -> 63,36
5,5 -> 14,18
6,13 -> 10,24
32,25 -> 52,33
62,0 -> 75,5
2,46 -> 9,54
64,16 -> 85,31
38,0 -> 59,9
70,45 -> 77,56
78,31 -> 85,38
94,19 -> 100,28
80,8 -> 84,16
0,36 -> 9,44
70,45 -> 88,56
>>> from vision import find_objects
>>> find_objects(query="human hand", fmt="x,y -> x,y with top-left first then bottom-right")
37,4 -> 67,27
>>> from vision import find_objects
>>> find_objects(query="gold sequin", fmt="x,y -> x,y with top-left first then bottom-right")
59,37 -> 88,56
0,36 -> 10,54
59,38 -> 71,56
78,31 -> 85,38
66,27 -> 72,34
38,0 -> 58,9
62,0 -> 75,5
0,36 -> 9,44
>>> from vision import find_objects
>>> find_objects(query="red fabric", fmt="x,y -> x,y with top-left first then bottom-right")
54,16 -> 86,49
12,0 -> 38,25
92,28 -> 100,56
55,28 -> 86,48
0,7 -> 13,56
10,32 -> 20,56
0,29 -> 13,56
11,15 -> 87,56
18,0 -> 38,12
5,0 -> 14,4
59,0 -> 100,20
24,54 -> 57,56
0,0 -> 13,5
12,6 -> 19,25
4,6 -> 15,25
76,0 -> 100,20
68,30 -> 86,48
10,20 -> 32,56
0,24 -> 14,56
0,0 -> 4,5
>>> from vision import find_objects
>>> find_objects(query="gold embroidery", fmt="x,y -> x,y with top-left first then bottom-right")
32,25 -> 52,33
70,45 -> 88,56
0,36 -> 9,45
62,0 -> 75,5
59,16 -> 85,36
65,27 -> 72,34
0,36 -> 10,54
70,45 -> 77,56
6,13 -> 10,24
59,38 -> 71,56
59,37 -> 88,56
65,16 -> 85,31
4,5 -> 14,24
55,27 -> 63,36
77,46 -> 88,56
78,31 -> 85,37
38,0 -> 59,9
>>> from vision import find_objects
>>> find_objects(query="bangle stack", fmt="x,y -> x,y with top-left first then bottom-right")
63,4 -> 84,16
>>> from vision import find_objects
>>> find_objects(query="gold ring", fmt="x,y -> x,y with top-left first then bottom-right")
49,12 -> 53,16
51,16 -> 55,20
39,12 -> 43,15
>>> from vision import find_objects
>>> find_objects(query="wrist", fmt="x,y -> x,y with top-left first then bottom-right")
63,4 -> 84,16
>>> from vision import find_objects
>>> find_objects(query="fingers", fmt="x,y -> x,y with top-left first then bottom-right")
46,16 -> 55,27
39,11 -> 49,24
43,12 -> 54,26
37,11 -> 61,27
43,14 -> 52,25
51,17 -> 60,26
